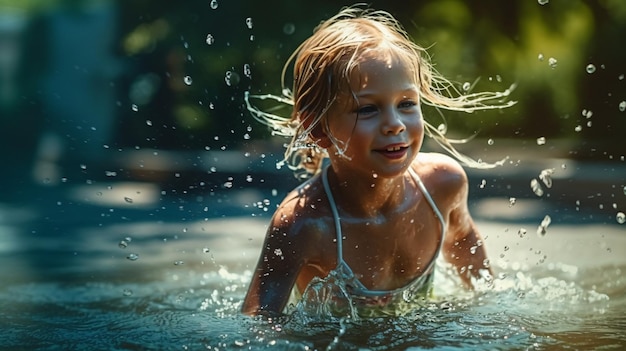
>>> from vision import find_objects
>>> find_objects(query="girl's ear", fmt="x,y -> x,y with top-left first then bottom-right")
311,124 -> 332,149
301,113 -> 332,149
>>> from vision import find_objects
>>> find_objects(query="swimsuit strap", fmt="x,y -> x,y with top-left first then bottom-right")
322,166 -> 345,263
407,167 -> 447,251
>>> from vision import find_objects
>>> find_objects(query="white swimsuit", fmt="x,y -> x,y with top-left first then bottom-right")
321,166 -> 446,305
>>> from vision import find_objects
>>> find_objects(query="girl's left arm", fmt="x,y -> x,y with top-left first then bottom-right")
441,166 -> 493,289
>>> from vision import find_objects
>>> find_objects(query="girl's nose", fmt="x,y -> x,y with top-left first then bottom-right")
381,109 -> 406,135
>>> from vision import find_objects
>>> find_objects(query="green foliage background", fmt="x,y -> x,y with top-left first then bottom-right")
3,0 -> 625,159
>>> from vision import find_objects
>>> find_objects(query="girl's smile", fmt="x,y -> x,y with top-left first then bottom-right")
374,144 -> 409,160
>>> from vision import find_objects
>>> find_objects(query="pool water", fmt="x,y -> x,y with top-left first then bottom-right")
1,187 -> 624,351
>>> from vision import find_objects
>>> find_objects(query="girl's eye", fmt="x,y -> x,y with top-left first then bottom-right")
356,105 -> 378,116
399,100 -> 417,109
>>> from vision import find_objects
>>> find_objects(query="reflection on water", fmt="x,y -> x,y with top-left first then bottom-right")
0,211 -> 624,350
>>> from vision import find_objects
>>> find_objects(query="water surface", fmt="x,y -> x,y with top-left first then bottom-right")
1,191 -> 624,350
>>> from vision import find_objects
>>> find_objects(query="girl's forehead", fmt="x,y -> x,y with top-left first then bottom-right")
353,48 -> 416,76
349,52 -> 417,88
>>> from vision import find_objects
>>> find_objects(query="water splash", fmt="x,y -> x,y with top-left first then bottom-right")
530,179 -> 544,197
205,34 -> 215,45
548,57 -> 558,68
617,212 -> 625,224
539,168 -> 554,188
126,253 -> 139,261
537,215 -> 552,236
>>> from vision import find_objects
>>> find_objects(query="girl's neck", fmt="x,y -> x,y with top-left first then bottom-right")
326,166 -> 408,218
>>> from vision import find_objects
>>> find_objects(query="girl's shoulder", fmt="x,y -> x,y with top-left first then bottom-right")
413,152 -> 467,180
269,175 -> 335,241
412,152 -> 469,205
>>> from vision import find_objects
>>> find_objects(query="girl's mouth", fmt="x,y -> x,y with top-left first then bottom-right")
375,145 -> 408,159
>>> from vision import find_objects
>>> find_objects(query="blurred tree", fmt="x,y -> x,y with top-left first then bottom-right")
109,0 -> 624,159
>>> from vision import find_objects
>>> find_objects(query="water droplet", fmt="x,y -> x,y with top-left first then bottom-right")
437,123 -> 447,134
537,53 -> 544,61
243,63 -> 251,78
616,212 -> 625,224
123,289 -> 133,296
482,259 -> 491,268
509,197 -> 516,207
209,0 -> 218,10
203,247 -> 210,254
574,125 -> 582,132
184,76 -> 193,85
131,104 -> 139,112
283,22 -> 295,35
127,253 -> 139,261
538,0 -> 549,5
518,228 -> 527,238
619,74 -> 625,81
274,248 -> 284,260
536,136 -> 546,145
530,178 -> 544,196
479,179 -> 487,189
540,215 -> 551,227
245,17 -> 253,29
174,260 -> 184,266
462,82 -> 471,91
118,240 -> 129,249
619,101 -> 626,112
548,57 -> 557,69
402,289 -> 414,303
146,120 -> 152,126
124,197 -> 133,203
470,246 -> 478,254
487,138 -> 494,145
205,34 -> 215,45
224,70 -> 240,86
539,168 -> 554,188
585,64 -> 596,74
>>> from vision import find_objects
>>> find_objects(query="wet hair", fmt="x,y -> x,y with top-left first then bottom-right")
245,5 -> 515,179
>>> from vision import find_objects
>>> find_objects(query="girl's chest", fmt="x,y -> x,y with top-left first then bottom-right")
324,207 -> 443,290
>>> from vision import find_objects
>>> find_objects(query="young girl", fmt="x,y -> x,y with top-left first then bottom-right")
242,5 -> 513,317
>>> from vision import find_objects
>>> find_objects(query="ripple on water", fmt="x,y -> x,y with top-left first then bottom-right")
0,261 -> 624,350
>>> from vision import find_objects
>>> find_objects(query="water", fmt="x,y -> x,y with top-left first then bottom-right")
1,187 -> 625,350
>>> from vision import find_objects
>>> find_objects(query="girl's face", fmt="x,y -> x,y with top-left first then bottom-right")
325,52 -> 424,178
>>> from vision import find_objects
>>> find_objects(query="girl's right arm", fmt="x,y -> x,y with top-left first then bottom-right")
241,212 -> 304,316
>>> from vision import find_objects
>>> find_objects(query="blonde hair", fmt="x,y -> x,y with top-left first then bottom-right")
245,5 -> 515,179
